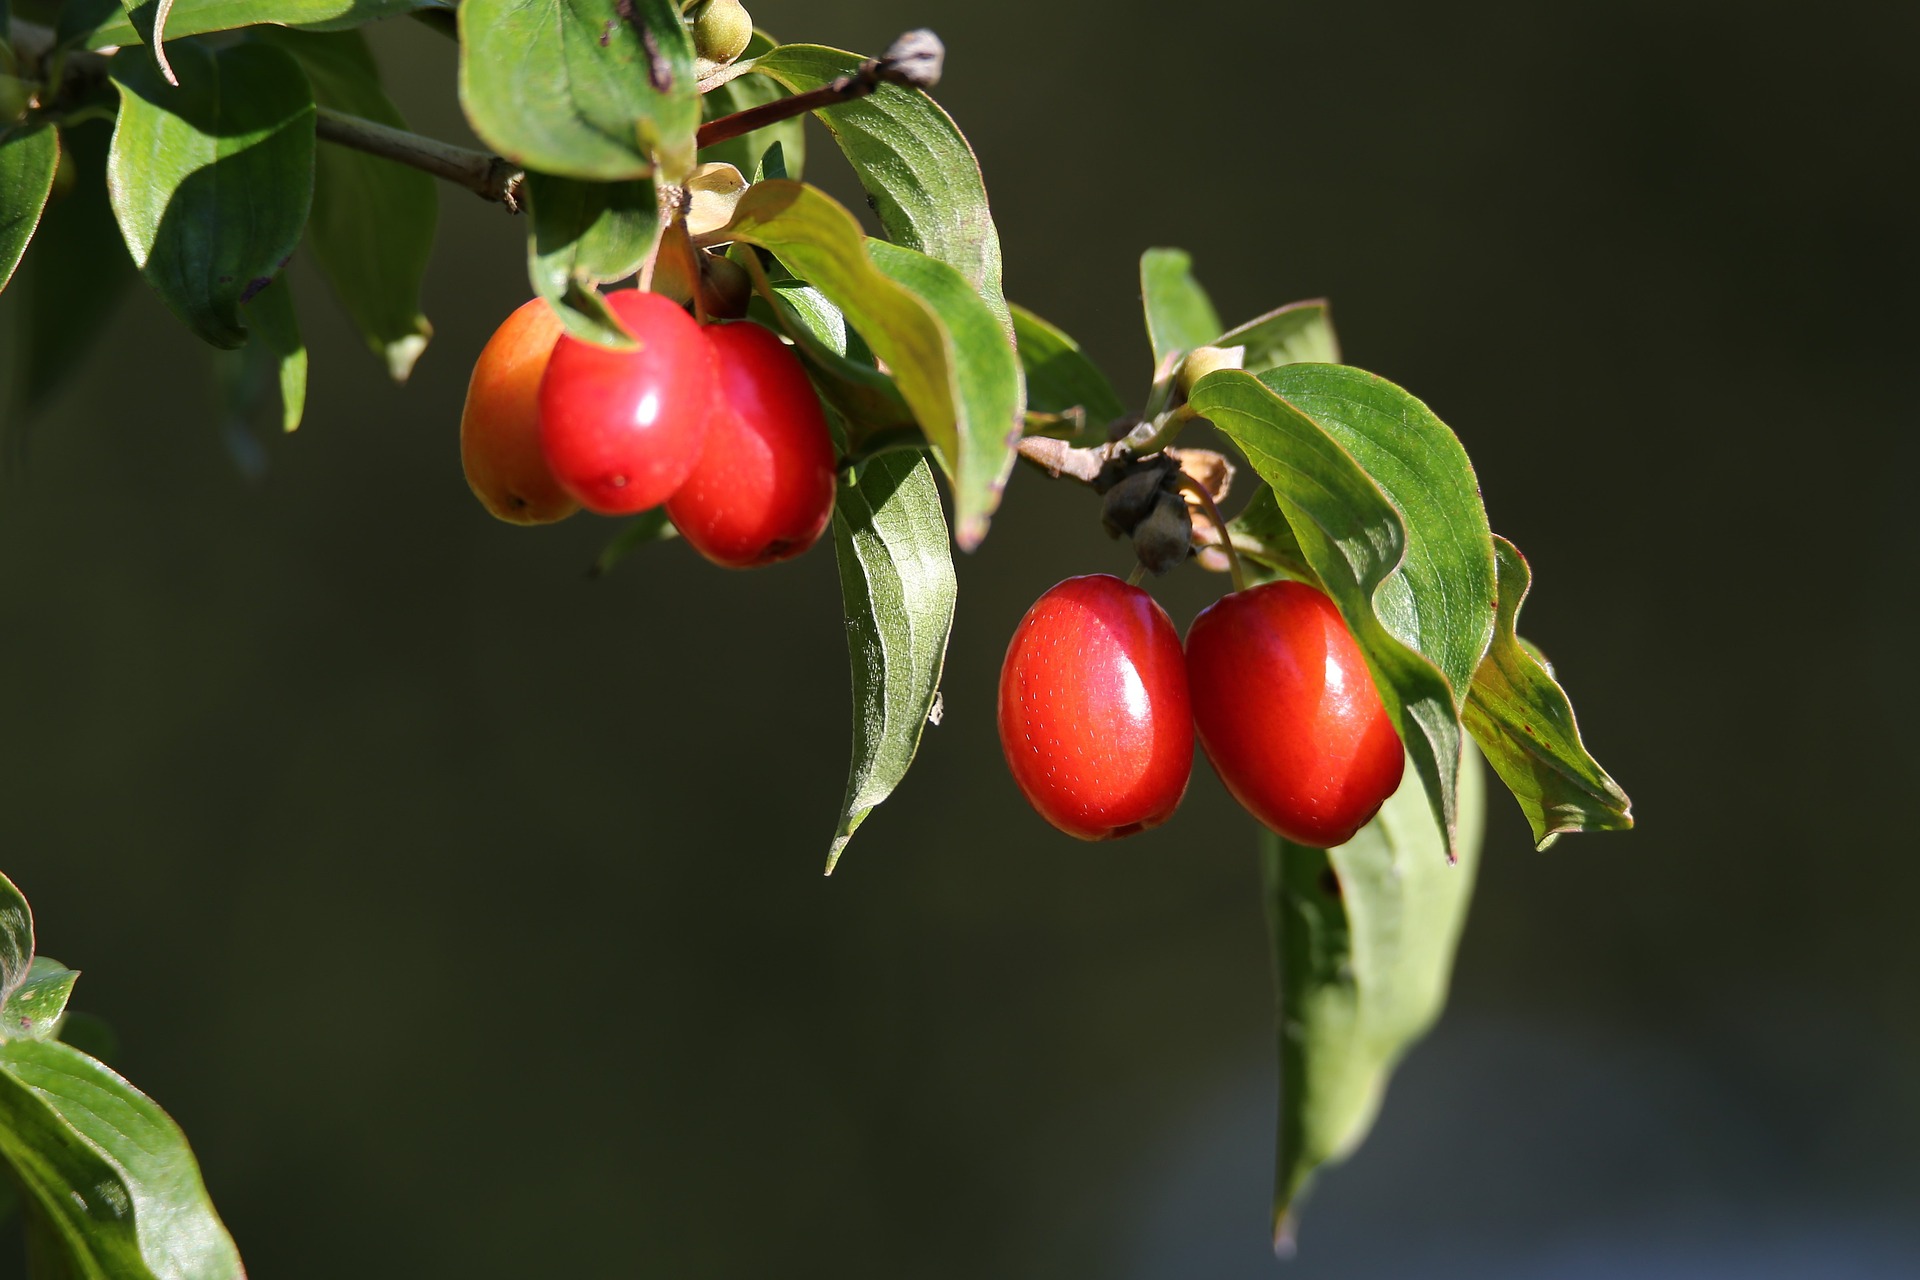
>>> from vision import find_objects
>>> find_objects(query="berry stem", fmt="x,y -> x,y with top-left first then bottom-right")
695,30 -> 944,150
1175,472 -> 1247,593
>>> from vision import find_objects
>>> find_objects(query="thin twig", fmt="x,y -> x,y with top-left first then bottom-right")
696,29 -> 943,149
314,107 -> 525,212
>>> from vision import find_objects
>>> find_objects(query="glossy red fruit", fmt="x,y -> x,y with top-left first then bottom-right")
997,575 -> 1193,841
537,290 -> 718,515
460,299 -> 577,525
1186,581 -> 1405,848
666,322 -> 836,568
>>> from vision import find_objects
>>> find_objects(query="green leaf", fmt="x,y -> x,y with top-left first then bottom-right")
3,957 -> 77,1041
1215,298 -> 1341,373
64,0 -> 448,51
748,43 -> 1009,334
714,179 -> 1019,549
458,0 -> 698,183
1140,247 -> 1222,367
0,1037 -> 244,1279
1010,303 -> 1126,445
827,450 -> 956,872
865,238 -> 1021,542
107,39 -> 315,349
0,122 -> 58,294
523,171 -> 655,347
247,272 -> 306,433
1463,536 -> 1633,848
8,120 -> 138,423
0,871 -> 33,999
260,28 -> 435,381
1189,366 -> 1497,861
698,30 -> 804,179
1267,747 -> 1483,1247
588,507 -> 677,578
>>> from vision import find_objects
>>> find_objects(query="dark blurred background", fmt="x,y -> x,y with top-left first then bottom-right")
3,1 -> 1918,1275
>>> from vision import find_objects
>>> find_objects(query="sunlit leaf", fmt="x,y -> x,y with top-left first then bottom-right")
1215,298 -> 1341,373
459,0 -> 698,182
0,1038 -> 245,1279
712,179 -> 1019,548
1189,366 -> 1497,860
0,872 -> 32,1000
827,449 -> 956,872
748,43 -> 1008,333
1463,536 -> 1633,847
3,957 -> 77,1041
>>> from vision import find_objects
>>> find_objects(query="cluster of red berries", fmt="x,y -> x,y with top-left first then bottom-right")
459,291 -> 837,568
998,575 -> 1405,848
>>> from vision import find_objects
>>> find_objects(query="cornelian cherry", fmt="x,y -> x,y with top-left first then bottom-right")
460,298 -> 577,525
997,575 -> 1193,840
666,322 -> 836,568
537,290 -> 718,515
1186,581 -> 1405,848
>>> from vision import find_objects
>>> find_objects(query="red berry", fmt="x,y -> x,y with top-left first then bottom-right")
1186,581 -> 1405,848
997,575 -> 1193,841
460,299 -> 577,525
666,322 -> 837,568
537,291 -> 718,515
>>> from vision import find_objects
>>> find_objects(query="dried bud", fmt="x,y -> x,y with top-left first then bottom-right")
1132,491 -> 1194,576
699,252 -> 753,320
1100,465 -> 1169,540
878,29 -> 944,90
689,0 -> 754,67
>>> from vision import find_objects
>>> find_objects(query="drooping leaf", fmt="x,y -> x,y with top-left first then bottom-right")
713,179 -> 1019,548
748,43 -> 1009,334
107,39 -> 315,349
523,170 -> 655,347
865,237 -> 1021,541
588,507 -> 677,578
0,1037 -> 245,1279
1010,303 -> 1126,445
1463,535 -> 1633,847
1267,746 -> 1484,1248
1215,298 -> 1341,373
0,871 -> 32,1000
3,957 -> 77,1041
8,120 -> 138,424
827,449 -> 956,872
698,29 -> 804,179
67,0 -> 450,51
0,122 -> 58,294
246,271 -> 306,433
458,0 -> 698,183
1189,366 -> 1497,860
1140,247 -> 1221,367
260,27 -> 435,381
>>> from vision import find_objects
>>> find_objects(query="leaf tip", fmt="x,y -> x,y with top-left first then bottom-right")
385,330 -> 431,384
1272,1210 -> 1298,1260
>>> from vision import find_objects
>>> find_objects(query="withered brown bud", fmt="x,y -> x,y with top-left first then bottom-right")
1132,491 -> 1194,576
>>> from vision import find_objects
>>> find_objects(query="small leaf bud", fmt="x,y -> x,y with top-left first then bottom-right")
877,29 -> 944,90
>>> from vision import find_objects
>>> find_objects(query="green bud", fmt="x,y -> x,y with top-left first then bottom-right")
1175,345 -> 1243,397
689,0 -> 754,67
